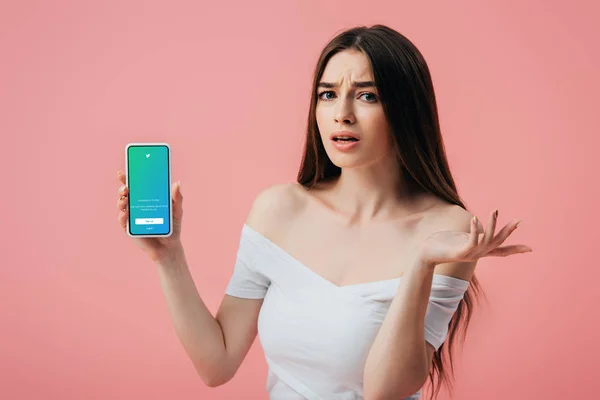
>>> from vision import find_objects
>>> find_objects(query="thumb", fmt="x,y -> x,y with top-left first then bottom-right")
172,181 -> 183,219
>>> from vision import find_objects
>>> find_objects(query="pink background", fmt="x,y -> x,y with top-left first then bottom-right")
1,1 -> 598,399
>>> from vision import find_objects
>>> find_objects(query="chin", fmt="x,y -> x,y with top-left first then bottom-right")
326,153 -> 368,169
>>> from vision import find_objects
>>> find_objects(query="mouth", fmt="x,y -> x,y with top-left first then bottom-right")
330,131 -> 360,143
329,131 -> 361,151
332,137 -> 359,143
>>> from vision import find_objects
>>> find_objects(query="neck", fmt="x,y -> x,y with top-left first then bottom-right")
327,153 -> 422,224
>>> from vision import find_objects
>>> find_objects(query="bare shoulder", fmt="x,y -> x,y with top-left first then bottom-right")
245,182 -> 307,234
436,203 -> 474,231
422,202 -> 474,234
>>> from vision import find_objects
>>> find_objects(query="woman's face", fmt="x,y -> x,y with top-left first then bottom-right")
316,49 -> 393,169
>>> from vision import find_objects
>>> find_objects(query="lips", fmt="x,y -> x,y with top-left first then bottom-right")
329,130 -> 361,151
329,131 -> 360,141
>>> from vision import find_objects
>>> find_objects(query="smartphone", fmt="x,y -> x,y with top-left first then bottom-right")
125,142 -> 173,237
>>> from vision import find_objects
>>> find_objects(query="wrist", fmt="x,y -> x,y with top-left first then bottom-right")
411,245 -> 437,273
153,243 -> 185,267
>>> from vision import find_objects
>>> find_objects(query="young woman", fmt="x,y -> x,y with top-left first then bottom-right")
116,25 -> 531,400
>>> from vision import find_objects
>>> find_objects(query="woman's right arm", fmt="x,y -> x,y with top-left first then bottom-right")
150,184 -> 288,387
117,169 -> 291,387
153,244 -> 264,387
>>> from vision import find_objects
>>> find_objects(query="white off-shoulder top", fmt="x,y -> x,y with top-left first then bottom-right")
225,223 -> 470,400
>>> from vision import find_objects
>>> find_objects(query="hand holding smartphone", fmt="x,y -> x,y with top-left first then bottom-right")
117,142 -> 184,263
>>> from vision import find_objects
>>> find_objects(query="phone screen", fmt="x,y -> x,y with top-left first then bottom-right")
126,144 -> 171,236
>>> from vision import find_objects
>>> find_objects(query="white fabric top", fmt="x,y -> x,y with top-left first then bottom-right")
225,223 -> 470,400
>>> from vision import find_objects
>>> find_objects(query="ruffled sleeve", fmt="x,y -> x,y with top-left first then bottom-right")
224,224 -> 271,299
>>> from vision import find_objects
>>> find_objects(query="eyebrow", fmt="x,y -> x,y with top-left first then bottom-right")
317,80 -> 377,89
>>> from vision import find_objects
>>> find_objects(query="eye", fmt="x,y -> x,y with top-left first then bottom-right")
317,91 -> 336,101
317,91 -> 378,102
359,92 -> 378,102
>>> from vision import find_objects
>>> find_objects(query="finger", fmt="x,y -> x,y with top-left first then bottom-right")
482,209 -> 498,245
475,217 -> 484,235
117,170 -> 126,185
117,194 -> 128,210
117,184 -> 128,197
118,209 -> 128,231
172,181 -> 183,220
486,244 -> 532,257
491,219 -> 521,247
468,216 -> 480,249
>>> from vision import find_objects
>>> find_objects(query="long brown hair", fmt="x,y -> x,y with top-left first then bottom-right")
296,24 -> 485,399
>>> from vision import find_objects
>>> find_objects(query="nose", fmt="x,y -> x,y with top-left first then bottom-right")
334,98 -> 356,125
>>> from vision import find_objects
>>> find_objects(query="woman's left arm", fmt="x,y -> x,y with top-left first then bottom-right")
363,257 -> 475,399
363,209 -> 532,400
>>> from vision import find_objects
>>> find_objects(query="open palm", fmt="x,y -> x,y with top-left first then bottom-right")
418,210 -> 532,265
